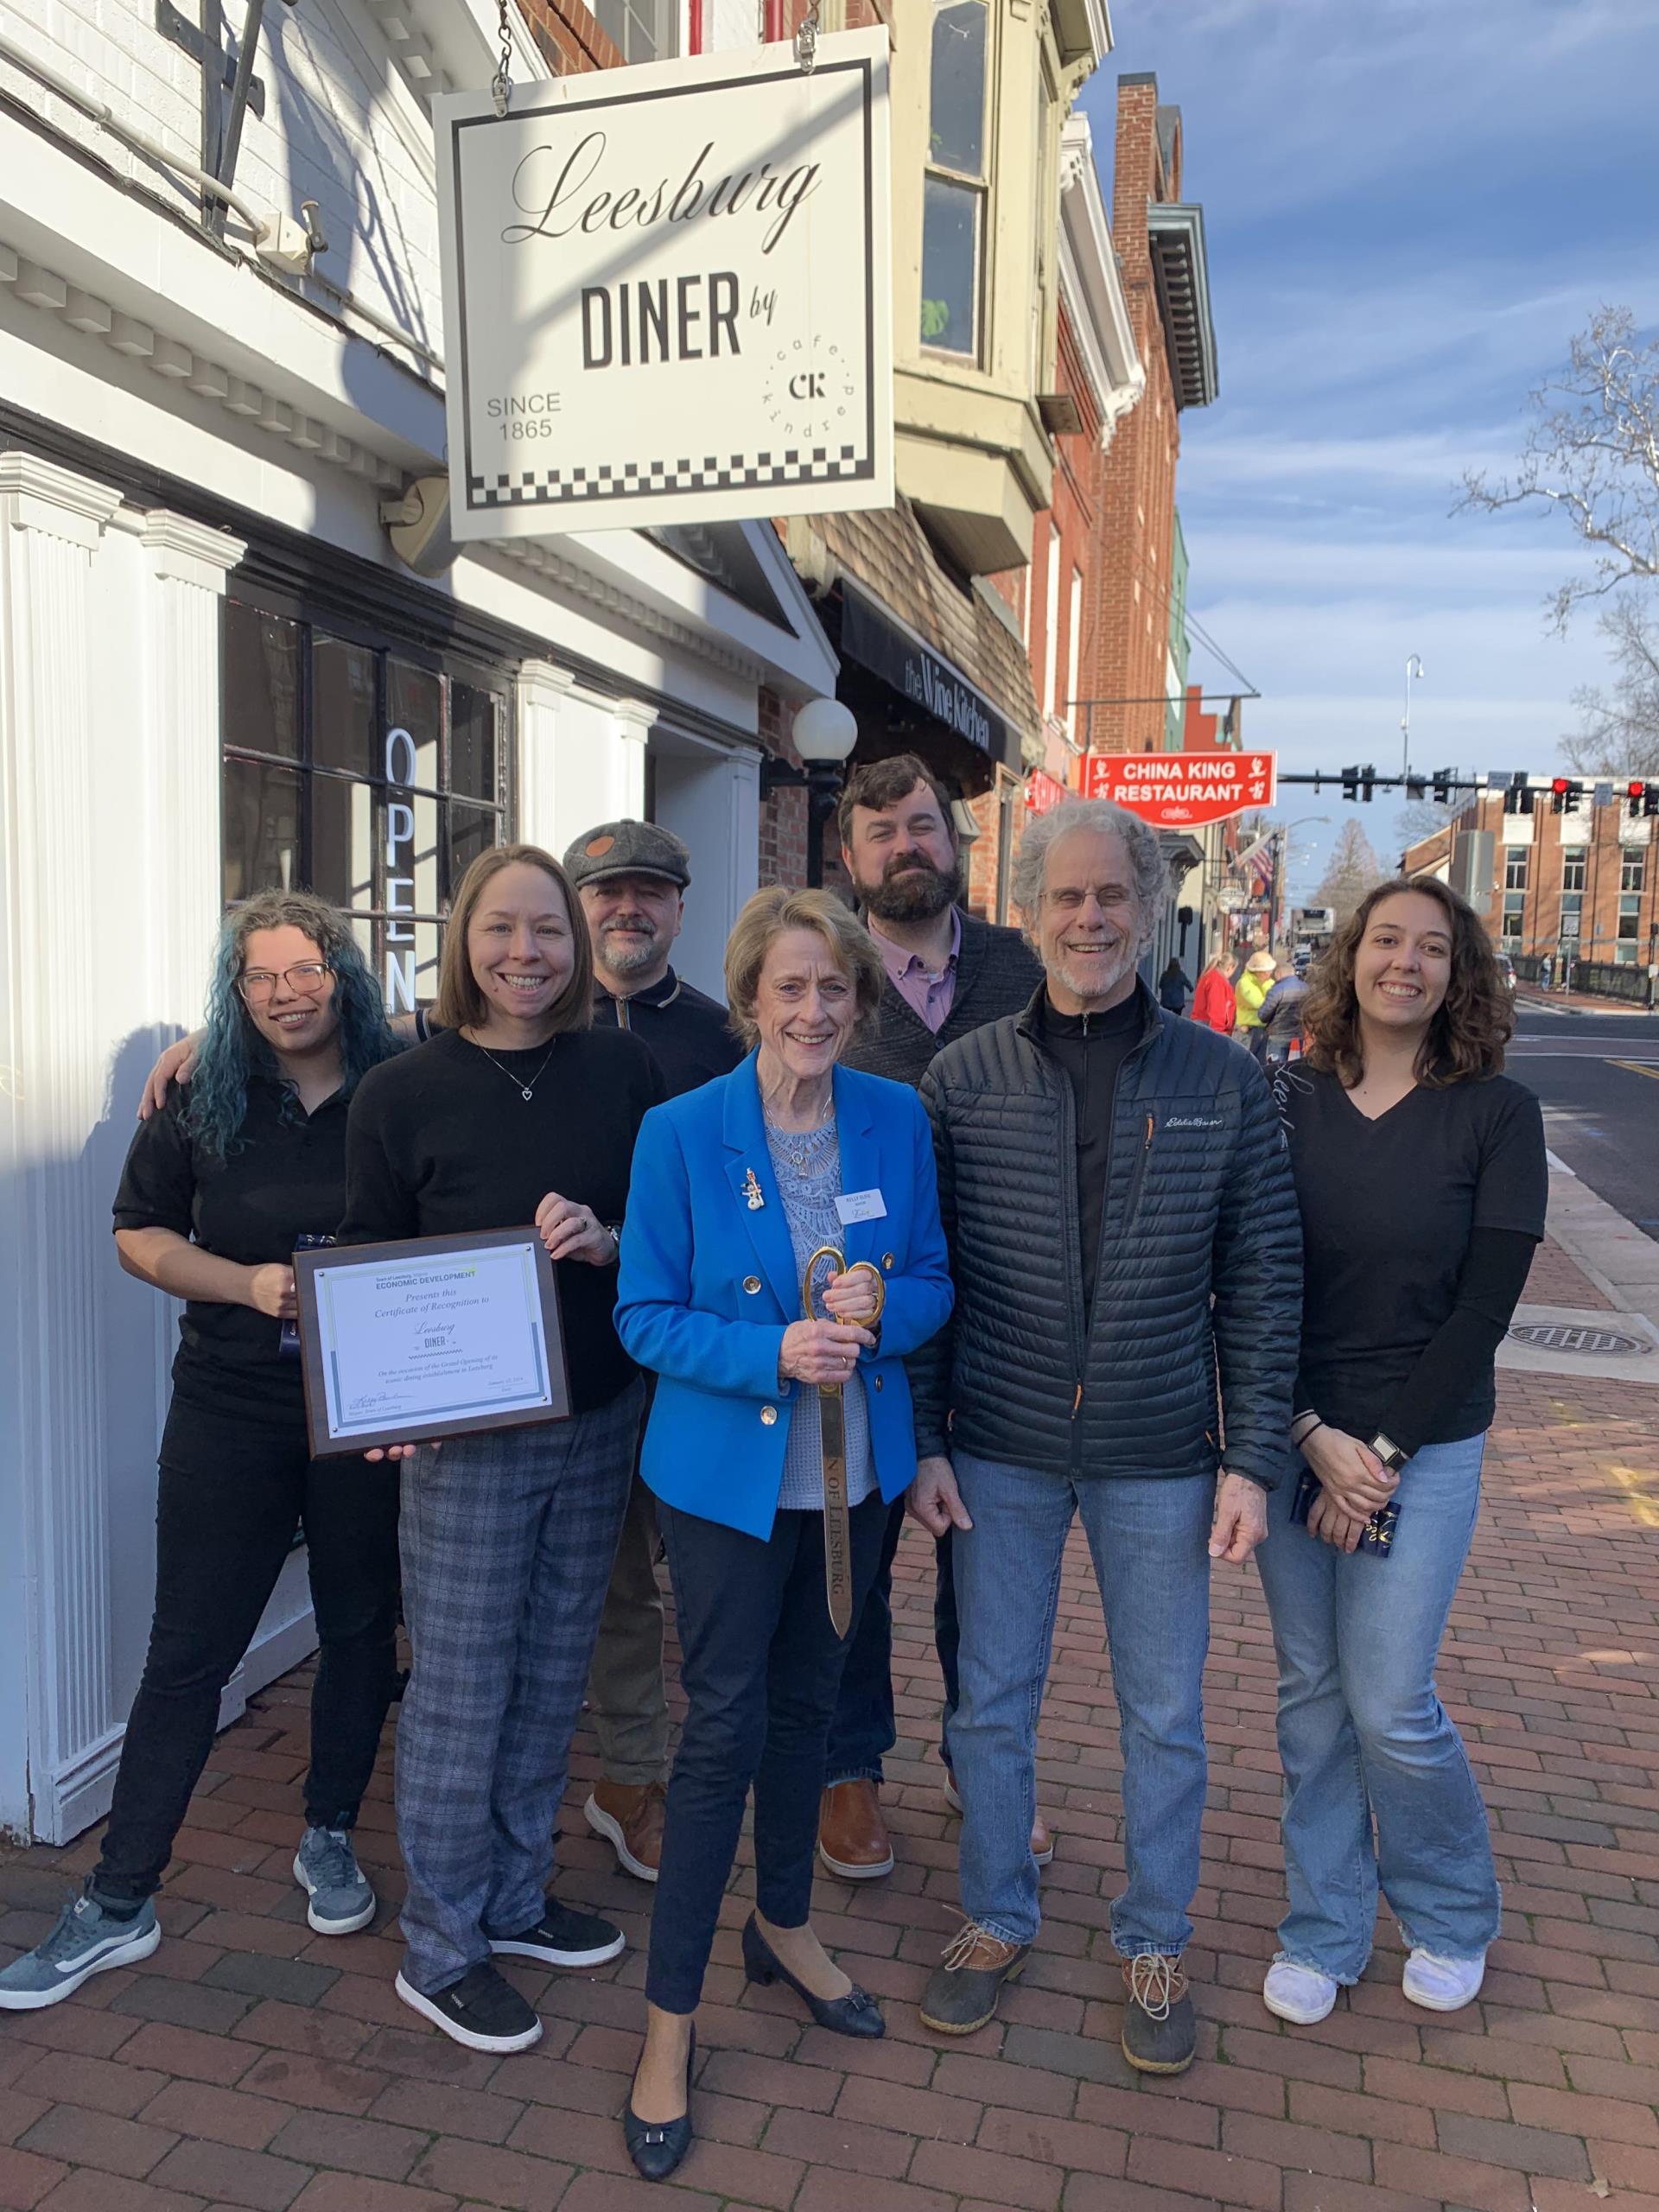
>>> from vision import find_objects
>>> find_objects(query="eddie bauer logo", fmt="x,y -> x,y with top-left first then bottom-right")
1165,1116 -> 1224,1129
905,657 -> 991,751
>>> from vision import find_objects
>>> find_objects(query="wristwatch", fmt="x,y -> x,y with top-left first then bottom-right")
1369,1430 -> 1409,1474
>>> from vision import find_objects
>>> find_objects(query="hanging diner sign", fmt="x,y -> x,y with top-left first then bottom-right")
433,29 -> 893,539
1082,750 -> 1278,828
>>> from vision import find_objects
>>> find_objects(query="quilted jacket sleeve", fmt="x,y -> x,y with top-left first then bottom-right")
1210,1060 -> 1302,1488
905,1065 -> 957,1460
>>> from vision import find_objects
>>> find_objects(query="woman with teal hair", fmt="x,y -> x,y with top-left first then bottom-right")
0,892 -> 404,2013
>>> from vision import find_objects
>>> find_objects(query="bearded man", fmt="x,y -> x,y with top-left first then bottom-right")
815,755 -> 1044,1885
563,821 -> 742,1883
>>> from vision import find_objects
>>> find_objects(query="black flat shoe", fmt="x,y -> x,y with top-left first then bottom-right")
624,2024 -> 696,2183
741,1914 -> 885,2038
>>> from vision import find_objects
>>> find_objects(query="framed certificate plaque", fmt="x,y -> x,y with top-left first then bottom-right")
293,1229 -> 570,1458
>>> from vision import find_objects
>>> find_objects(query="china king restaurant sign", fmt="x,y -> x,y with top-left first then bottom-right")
434,31 -> 893,538
1082,750 -> 1278,828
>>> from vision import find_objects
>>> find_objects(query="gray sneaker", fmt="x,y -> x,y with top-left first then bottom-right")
293,1826 -> 376,1935
0,1891 -> 160,2010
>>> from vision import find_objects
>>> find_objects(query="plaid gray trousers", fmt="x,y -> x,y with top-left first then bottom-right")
395,1379 -> 643,1995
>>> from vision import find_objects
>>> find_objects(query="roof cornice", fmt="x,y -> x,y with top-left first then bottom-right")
1058,112 -> 1144,439
1146,200 -> 1218,410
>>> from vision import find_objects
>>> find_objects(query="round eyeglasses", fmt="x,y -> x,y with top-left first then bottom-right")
238,962 -> 332,1004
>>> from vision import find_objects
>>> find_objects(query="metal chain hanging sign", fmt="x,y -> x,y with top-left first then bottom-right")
434,24 -> 892,538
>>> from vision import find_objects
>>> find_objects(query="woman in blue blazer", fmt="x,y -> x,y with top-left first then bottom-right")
613,886 -> 951,2182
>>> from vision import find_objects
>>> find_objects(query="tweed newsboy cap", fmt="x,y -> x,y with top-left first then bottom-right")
563,819 -> 691,891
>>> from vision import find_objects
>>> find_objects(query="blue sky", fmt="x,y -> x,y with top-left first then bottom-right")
1077,0 -> 1659,897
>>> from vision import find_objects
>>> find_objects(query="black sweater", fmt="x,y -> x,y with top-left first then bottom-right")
339,1026 -> 666,1414
842,907 -> 1045,1090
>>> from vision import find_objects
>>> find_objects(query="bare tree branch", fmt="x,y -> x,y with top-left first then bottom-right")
1458,307 -> 1659,630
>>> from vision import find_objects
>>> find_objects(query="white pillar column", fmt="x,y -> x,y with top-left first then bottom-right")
0,454 -> 124,1841
138,512 -> 246,1026
515,667 -> 658,857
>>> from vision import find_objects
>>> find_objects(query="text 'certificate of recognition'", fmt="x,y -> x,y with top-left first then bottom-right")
294,1230 -> 570,1456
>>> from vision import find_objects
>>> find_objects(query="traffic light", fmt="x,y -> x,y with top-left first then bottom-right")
1503,774 -> 1535,816
1360,764 -> 1376,803
1550,777 -> 1584,815
1628,780 -> 1659,818
1432,766 -> 1457,804
1405,775 -> 1427,801
1341,765 -> 1359,801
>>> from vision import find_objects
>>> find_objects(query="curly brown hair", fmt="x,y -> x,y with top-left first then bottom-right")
1301,875 -> 1513,1088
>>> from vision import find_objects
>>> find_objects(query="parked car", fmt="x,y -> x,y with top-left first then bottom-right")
1494,951 -> 1516,992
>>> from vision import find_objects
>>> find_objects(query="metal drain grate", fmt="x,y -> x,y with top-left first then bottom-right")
1509,1322 -> 1650,1357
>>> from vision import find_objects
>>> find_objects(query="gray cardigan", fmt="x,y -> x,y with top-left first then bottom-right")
842,908 -> 1045,1092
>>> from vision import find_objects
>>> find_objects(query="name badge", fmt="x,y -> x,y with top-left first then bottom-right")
835,1189 -> 887,1226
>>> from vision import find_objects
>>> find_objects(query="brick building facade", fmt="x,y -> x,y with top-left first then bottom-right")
1079,74 -> 1216,757
1404,795 -> 1659,976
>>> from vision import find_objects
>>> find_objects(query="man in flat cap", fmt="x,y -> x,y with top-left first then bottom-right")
564,820 -> 742,1885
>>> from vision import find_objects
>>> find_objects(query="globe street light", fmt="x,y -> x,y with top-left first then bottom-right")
758,696 -> 859,887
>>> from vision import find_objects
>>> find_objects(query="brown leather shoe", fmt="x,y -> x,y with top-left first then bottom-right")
943,1767 -> 1055,1867
817,1780 -> 894,1880
584,1780 -> 666,1882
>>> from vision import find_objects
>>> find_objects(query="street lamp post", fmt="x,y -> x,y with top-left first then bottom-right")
758,697 -> 860,887
1401,654 -> 1425,782
1274,814 -> 1330,946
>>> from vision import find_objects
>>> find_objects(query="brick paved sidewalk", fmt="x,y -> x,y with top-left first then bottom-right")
3,1241 -> 1656,2212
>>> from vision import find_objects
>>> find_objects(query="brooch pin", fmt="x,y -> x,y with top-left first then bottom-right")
741,1167 -> 766,1211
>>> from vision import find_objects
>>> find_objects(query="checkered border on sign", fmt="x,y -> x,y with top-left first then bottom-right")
467,448 -> 868,508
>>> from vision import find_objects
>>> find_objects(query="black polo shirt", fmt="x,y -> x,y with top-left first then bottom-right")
593,967 -> 742,1098
112,1078 -> 352,1419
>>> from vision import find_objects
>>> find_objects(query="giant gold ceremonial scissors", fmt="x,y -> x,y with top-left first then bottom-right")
802,1247 -> 887,1636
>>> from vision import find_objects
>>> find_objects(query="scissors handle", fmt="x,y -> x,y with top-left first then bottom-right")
802,1246 -> 887,1328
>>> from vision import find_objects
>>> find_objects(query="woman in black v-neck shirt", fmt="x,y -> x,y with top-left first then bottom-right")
338,844 -> 665,2060
0,895 -> 404,2018
1255,878 -> 1546,2034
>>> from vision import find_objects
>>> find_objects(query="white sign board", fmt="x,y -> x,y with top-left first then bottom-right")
434,30 -> 893,539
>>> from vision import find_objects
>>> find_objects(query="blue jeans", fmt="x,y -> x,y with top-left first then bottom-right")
948,1451 -> 1213,1954
1254,1433 -> 1498,1982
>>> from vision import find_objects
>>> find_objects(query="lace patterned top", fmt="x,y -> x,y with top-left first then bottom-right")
765,1116 -> 876,1514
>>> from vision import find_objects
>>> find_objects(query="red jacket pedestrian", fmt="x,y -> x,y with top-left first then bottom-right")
1192,957 -> 1236,1034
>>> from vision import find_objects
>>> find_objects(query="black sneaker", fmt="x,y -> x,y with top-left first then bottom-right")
395,1962 -> 542,2053
918,1922 -> 1029,2036
484,1899 -> 625,1969
1120,1952 -> 1197,2075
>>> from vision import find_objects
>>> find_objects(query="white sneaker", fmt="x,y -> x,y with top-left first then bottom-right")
1262,1960 -> 1338,2024
1402,1948 -> 1484,2012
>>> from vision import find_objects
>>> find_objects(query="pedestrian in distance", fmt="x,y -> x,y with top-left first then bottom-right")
1258,876 -> 1546,2028
1191,948 -> 1236,1034
339,843 -> 666,2057
1235,947 -> 1277,1059
0,893 -> 404,2012
613,886 -> 952,2182
821,752 -> 1046,1887
1158,957 -> 1191,1014
906,798 -> 1302,2070
563,819 -> 743,1890
1257,957 -> 1309,1070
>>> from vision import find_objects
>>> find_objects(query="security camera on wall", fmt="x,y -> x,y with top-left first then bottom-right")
381,475 -> 456,576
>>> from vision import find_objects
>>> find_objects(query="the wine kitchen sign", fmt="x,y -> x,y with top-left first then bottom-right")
434,30 -> 893,539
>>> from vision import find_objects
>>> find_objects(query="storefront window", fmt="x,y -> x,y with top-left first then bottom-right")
221,597 -> 512,1009
594,0 -> 675,62
922,0 -> 989,359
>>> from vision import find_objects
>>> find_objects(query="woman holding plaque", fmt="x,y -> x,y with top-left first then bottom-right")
1256,879 -> 1545,2031
339,843 -> 664,2057
0,893 -> 402,2015
612,886 -> 952,2182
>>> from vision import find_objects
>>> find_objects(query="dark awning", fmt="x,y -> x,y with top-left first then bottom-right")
839,582 -> 1014,767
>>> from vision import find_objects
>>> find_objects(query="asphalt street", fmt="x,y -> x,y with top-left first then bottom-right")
1506,1001 -> 1659,1238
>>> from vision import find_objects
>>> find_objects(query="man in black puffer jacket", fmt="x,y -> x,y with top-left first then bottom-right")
908,798 -> 1301,2073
